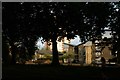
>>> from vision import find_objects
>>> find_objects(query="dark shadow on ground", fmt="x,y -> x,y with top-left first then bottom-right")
2,64 -> 120,80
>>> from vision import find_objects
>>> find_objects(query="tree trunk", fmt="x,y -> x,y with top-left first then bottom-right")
23,39 -> 36,60
51,32 -> 60,66
117,37 -> 120,64
117,51 -> 120,64
2,41 -> 10,65
10,42 -> 17,65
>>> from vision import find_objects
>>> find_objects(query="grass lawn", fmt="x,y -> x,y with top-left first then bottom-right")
2,64 -> 120,80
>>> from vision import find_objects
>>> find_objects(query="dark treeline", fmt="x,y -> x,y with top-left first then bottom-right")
2,2 -> 120,65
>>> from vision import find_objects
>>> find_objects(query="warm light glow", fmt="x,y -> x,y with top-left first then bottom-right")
50,10 -> 54,13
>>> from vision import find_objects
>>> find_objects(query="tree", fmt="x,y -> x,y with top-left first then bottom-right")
2,3 -> 39,64
3,2 -> 87,65
2,33 -> 11,64
107,2 -> 120,63
3,2 -> 118,65
2,3 -> 21,64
